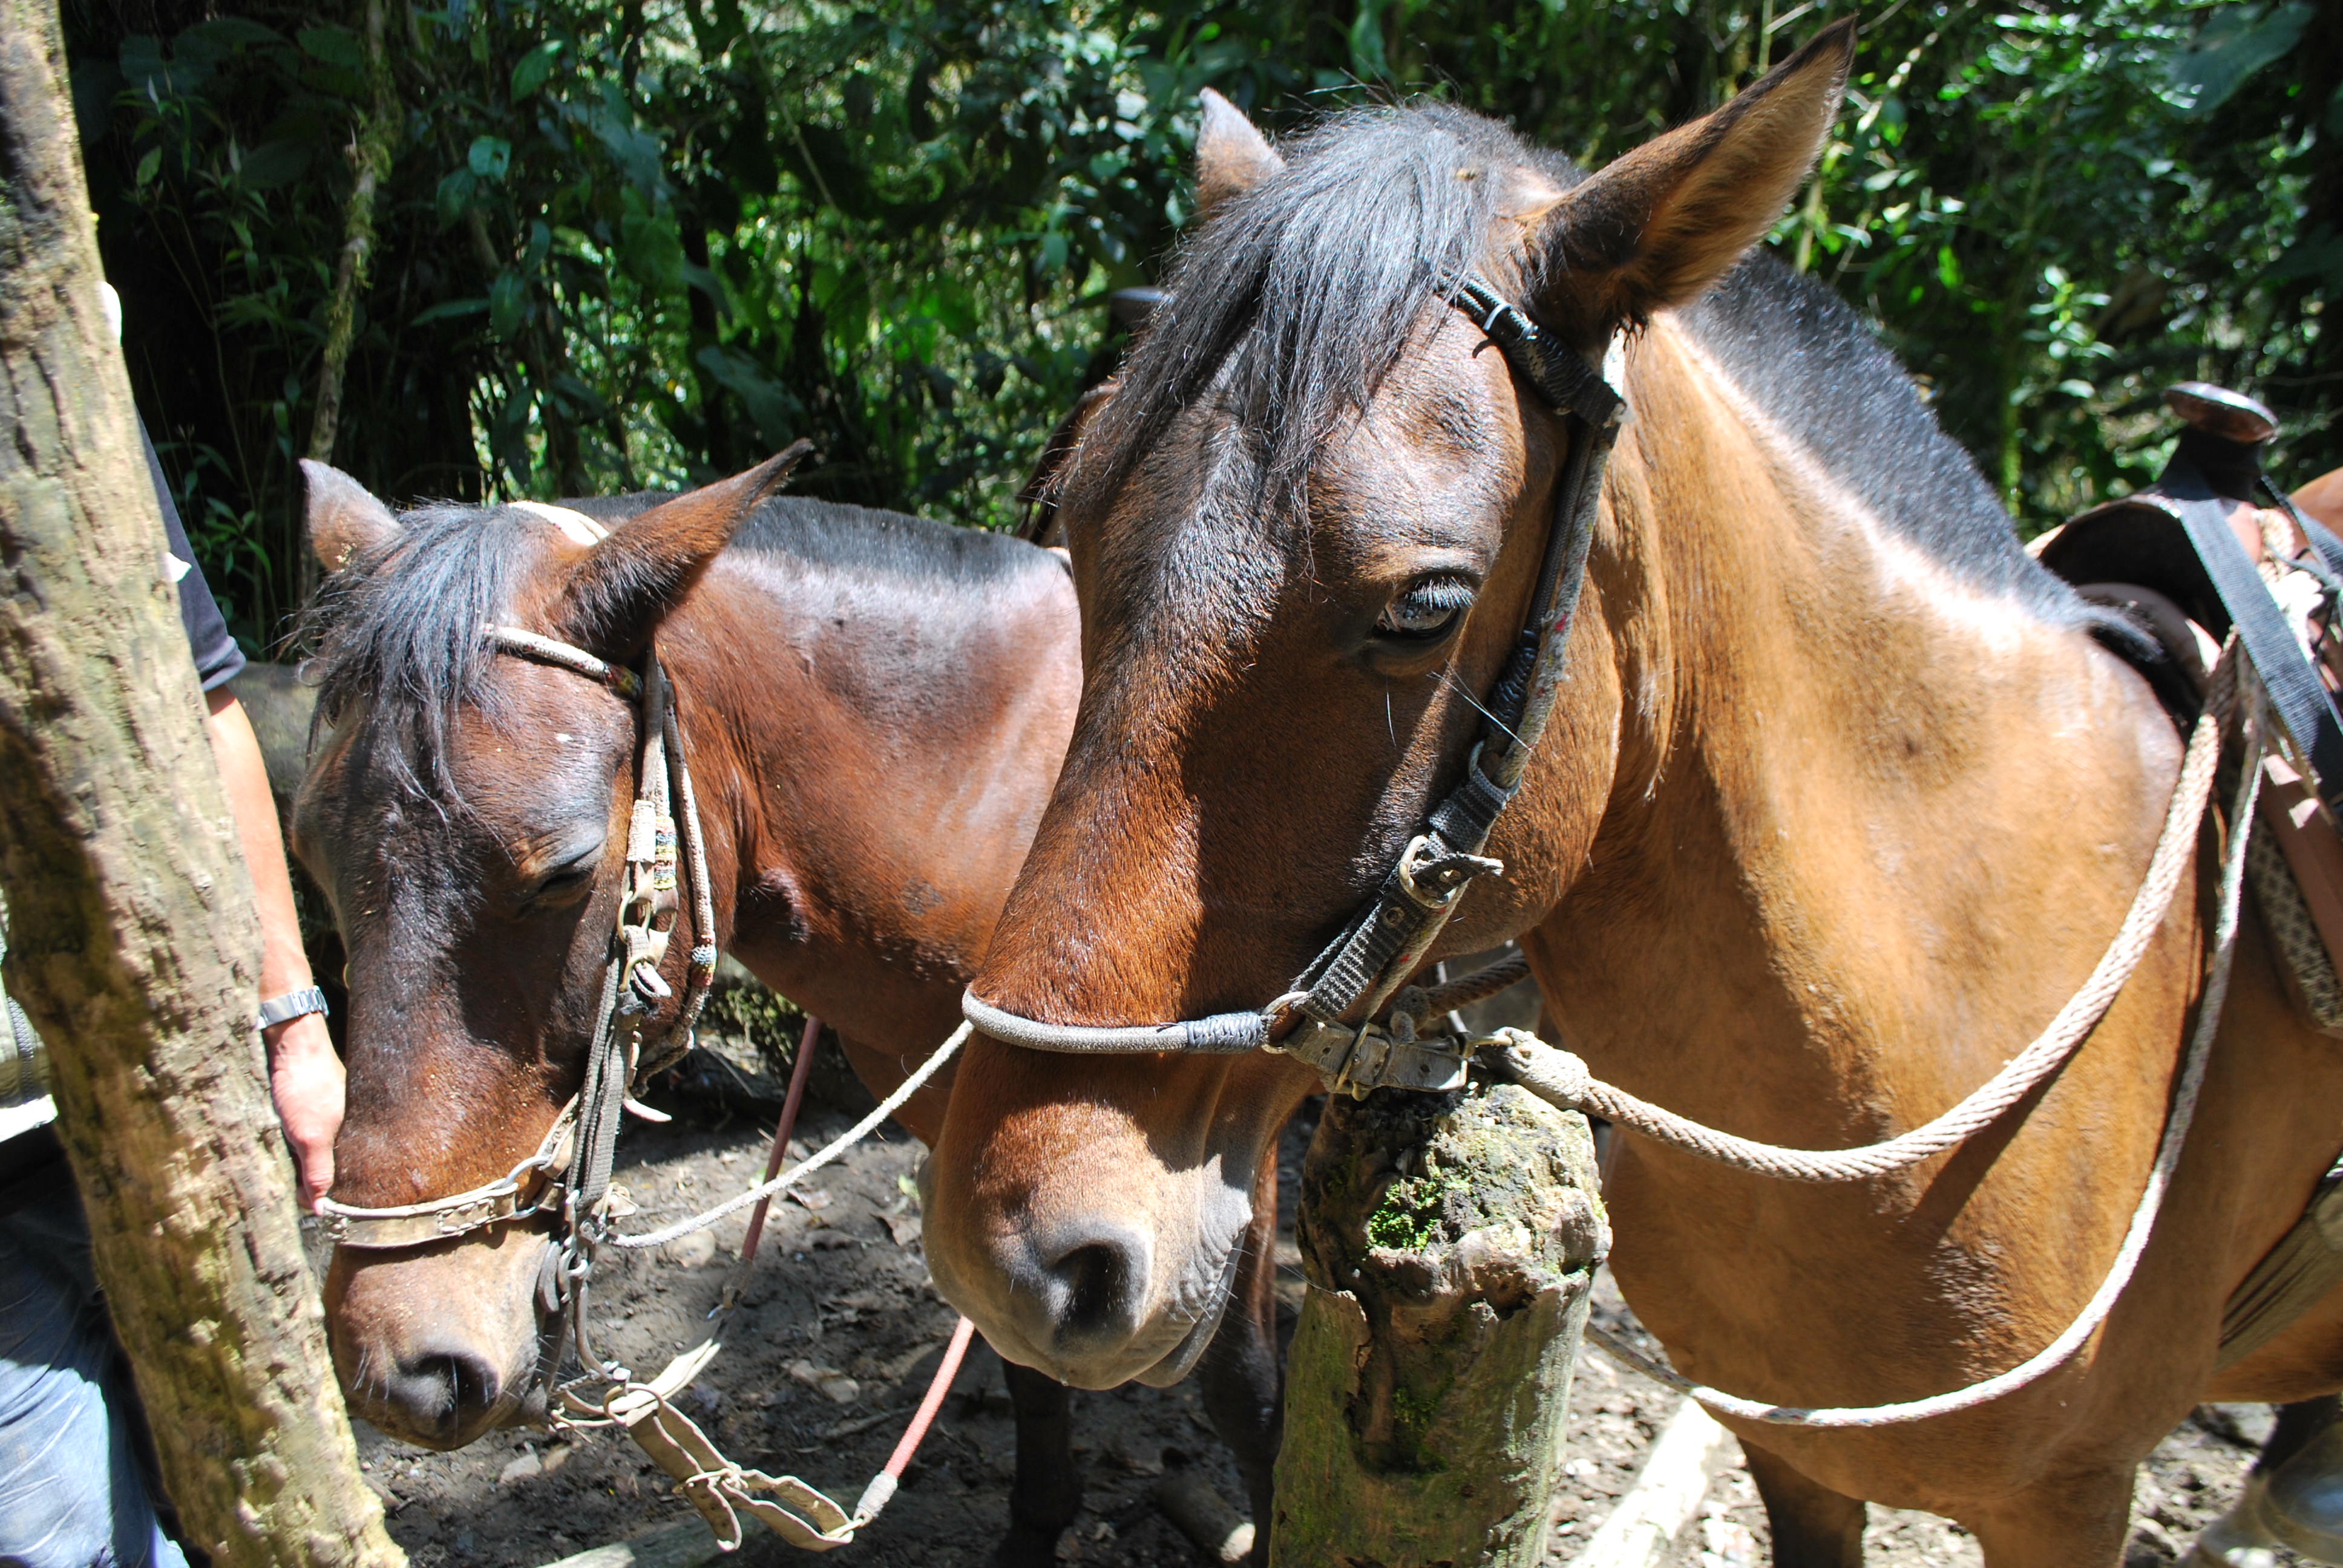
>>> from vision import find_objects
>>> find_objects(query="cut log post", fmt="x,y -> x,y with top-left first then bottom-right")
0,7 -> 403,1565
1273,1081 -> 1608,1566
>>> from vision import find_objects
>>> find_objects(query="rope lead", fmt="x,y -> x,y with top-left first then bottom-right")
1519,659 -> 2256,1428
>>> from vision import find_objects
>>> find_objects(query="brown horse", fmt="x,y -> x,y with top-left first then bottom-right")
923,30 -> 2343,1564
290,462 -> 1282,1562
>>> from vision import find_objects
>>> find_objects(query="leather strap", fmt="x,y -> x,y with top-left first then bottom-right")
2157,477 -> 2343,824
1281,286 -> 1622,1035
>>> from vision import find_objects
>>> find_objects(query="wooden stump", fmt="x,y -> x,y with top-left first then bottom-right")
1273,1082 -> 1607,1567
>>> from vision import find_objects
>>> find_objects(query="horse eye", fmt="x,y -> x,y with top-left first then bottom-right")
528,857 -> 600,909
1375,578 -> 1475,640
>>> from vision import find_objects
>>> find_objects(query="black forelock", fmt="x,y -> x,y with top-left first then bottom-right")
300,503 -> 545,796
1067,101 -> 1572,521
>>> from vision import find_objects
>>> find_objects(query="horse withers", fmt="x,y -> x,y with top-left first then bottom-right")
290,459 -> 1281,1561
923,28 -> 2343,1565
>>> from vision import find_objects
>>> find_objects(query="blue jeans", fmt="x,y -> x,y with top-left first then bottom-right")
0,1161 -> 189,1568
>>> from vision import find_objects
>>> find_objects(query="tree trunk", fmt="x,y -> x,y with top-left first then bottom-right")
0,8 -> 404,1566
1273,1083 -> 1607,1567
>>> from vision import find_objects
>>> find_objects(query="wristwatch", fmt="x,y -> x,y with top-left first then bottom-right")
257,986 -> 330,1031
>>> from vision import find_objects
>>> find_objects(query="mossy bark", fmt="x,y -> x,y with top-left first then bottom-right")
1272,1083 -> 1607,1567
0,7 -> 402,1564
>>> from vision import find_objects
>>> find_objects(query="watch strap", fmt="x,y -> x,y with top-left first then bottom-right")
257,985 -> 330,1031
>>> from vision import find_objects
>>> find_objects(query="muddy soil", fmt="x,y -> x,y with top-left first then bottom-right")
342,1081 -> 2286,1568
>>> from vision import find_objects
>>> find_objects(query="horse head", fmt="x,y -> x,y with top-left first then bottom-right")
295,452 -> 801,1447
924,30 -> 1853,1390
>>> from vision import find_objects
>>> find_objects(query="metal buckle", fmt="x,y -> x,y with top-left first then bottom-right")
1394,833 -> 1504,912
1273,1013 -> 1472,1097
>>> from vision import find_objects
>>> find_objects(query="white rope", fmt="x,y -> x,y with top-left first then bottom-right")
1501,682 -> 2227,1183
1581,712 -> 2261,1428
607,1022 -> 968,1250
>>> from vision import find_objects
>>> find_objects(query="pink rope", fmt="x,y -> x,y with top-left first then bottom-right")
886,1316 -> 977,1480
736,1015 -> 823,1270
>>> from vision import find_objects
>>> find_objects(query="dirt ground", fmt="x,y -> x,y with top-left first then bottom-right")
331,1063 -> 2290,1568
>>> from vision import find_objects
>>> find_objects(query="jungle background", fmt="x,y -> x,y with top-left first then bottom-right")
60,0 -> 2339,655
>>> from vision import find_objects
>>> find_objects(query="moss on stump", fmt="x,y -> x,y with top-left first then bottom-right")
1272,1083 -> 1607,1567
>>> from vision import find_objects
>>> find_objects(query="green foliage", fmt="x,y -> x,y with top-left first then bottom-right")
67,0 -> 2334,647
1789,0 -> 2338,521
1366,1158 -> 1450,1252
698,965 -> 804,1062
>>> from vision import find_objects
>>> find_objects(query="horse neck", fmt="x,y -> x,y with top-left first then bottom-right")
655,549 -> 1078,1035
1545,315 -> 2183,1142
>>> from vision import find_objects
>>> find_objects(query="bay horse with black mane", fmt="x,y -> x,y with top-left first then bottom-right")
290,458 -> 1283,1563
923,27 -> 2343,1563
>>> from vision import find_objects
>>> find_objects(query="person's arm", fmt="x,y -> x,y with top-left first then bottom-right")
205,686 -> 342,1212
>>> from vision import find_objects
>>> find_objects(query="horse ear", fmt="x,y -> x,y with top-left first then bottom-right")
1017,382 -> 1118,544
554,441 -> 811,659
1195,89 -> 1282,218
301,460 -> 400,574
1536,20 -> 1853,331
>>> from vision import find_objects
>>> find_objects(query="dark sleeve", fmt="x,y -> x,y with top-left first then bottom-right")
139,419 -> 245,691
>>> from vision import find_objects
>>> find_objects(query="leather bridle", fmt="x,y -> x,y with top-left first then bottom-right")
961,273 -> 1625,1093
316,619 -> 721,1379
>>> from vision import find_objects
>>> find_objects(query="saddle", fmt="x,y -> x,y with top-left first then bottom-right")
2036,383 -> 2343,1367
2036,384 -> 2343,1037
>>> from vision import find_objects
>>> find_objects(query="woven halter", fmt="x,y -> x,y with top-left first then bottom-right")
961,273 -> 1625,1093
316,622 -> 719,1254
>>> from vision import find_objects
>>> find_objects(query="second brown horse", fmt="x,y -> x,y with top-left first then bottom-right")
292,460 -> 1283,1563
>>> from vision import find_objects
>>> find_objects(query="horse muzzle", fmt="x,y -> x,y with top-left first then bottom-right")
324,1228 -> 562,1449
923,1156 -> 1249,1389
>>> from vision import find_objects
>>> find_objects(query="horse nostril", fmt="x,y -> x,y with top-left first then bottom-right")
1040,1226 -> 1150,1346
387,1344 -> 504,1442
1056,1243 -> 1127,1331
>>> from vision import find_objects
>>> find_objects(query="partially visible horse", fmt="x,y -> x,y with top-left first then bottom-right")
290,459 -> 1283,1563
923,30 -> 2343,1564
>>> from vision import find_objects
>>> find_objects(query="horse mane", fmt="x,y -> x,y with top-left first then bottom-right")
1680,253 -> 2083,620
1067,102 -> 1571,518
301,492 -> 1047,794
1069,99 -> 2086,625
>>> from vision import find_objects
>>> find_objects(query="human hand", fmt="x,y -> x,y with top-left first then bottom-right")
265,1013 -> 344,1212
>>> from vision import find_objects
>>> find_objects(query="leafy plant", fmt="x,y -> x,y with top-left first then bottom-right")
67,0 -> 2335,648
